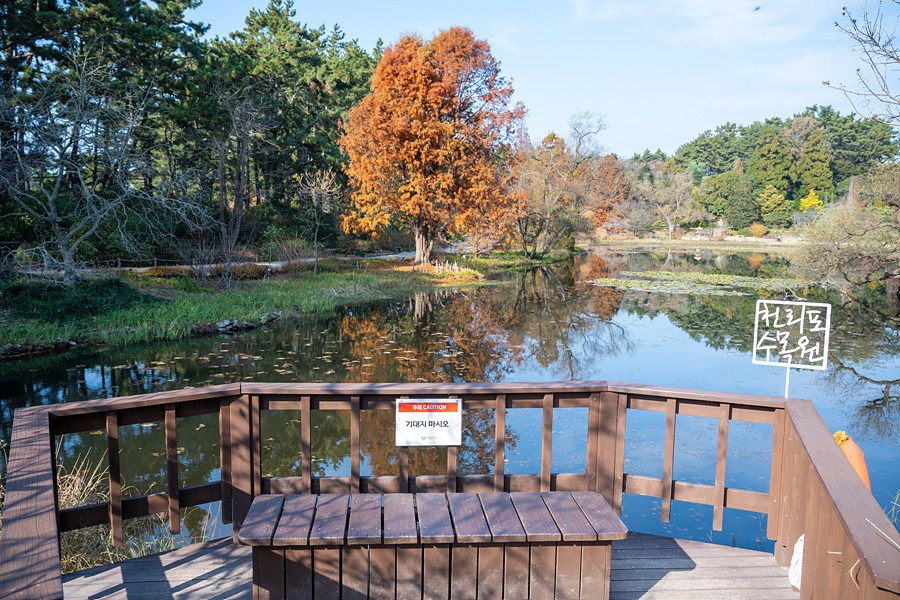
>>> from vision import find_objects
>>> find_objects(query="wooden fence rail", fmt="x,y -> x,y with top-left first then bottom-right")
0,381 -> 897,600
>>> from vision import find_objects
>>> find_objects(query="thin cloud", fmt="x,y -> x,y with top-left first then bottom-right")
568,0 -> 834,48
491,25 -> 536,55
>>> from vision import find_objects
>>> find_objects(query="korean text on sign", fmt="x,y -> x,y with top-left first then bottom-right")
395,398 -> 462,446
752,300 -> 831,370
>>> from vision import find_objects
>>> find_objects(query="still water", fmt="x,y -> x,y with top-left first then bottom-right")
1,250 -> 897,552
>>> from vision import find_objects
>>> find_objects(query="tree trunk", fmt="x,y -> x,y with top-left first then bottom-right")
53,222 -> 78,286
413,221 -> 434,265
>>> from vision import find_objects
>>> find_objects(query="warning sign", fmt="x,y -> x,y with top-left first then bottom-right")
395,398 -> 462,446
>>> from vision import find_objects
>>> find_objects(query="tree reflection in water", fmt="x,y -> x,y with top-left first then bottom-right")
2,249 -> 897,546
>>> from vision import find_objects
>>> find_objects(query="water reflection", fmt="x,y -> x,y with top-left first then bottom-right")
1,250 -> 897,550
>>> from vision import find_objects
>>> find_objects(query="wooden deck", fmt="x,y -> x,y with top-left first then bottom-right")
60,533 -> 798,600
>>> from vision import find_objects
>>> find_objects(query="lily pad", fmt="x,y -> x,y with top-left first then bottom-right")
589,271 -> 814,296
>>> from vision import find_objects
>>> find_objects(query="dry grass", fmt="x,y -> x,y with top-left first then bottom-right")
0,443 -> 215,574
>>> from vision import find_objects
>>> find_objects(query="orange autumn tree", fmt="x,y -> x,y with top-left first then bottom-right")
340,27 -> 525,264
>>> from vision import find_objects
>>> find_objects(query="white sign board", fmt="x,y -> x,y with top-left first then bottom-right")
395,398 -> 462,446
752,300 -> 831,370
752,299 -> 831,398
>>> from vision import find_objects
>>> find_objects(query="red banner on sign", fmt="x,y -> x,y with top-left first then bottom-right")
397,402 -> 459,413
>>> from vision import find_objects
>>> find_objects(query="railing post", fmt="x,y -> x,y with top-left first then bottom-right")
541,393 -> 553,492
251,395 -> 261,498
231,394 -> 253,536
494,394 -> 506,492
767,407 -> 786,543
219,396 -> 233,524
351,395 -> 360,494
661,398 -> 677,523
165,404 -> 180,535
612,393 -> 627,513
301,395 -> 312,494
107,411 -> 123,548
712,403 -> 731,531
586,393 -> 601,493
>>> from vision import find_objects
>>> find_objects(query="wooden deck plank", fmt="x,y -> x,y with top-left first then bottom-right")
0,408 -> 63,600
478,492 -> 527,542
308,494 -> 349,546
447,493 -> 491,544
272,494 -> 318,546
511,491 -> 562,542
383,494 -> 418,544
60,533 -> 799,600
237,494 -> 285,546
346,493 -> 382,545
541,491 -> 598,542
416,493 -> 455,544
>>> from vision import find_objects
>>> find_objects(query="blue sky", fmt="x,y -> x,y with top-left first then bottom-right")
187,0 -> 892,158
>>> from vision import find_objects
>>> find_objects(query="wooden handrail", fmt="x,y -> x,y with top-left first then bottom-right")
0,381 -> 897,600
775,400 -> 900,598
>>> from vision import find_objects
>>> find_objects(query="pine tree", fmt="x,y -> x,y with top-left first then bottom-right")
795,129 -> 835,202
748,129 -> 793,197
758,185 -> 791,228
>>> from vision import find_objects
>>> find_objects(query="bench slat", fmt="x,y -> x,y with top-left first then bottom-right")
273,494 -> 318,545
417,493 -> 455,544
383,494 -> 418,544
447,493 -> 492,543
479,493 -> 526,543
511,492 -> 562,542
347,494 -> 382,545
542,491 -> 598,542
571,491 -> 629,541
238,494 -> 285,545
309,494 -> 350,546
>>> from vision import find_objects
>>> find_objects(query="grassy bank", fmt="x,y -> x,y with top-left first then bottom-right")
0,269 -> 439,357
447,250 -> 571,273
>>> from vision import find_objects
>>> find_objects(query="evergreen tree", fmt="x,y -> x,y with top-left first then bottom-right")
698,170 -> 755,223
795,129 -> 835,202
758,185 -> 791,228
798,105 -> 898,182
715,171 -> 758,229
748,129 -> 793,197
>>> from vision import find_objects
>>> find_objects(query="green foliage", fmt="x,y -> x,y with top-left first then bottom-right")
795,129 -> 835,202
631,149 -> 669,162
0,278 -> 163,323
0,271 -> 433,350
758,185 -> 792,228
798,105 -> 898,182
698,170 -> 755,221
748,129 -> 793,196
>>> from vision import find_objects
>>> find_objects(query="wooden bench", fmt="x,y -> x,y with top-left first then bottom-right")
237,491 -> 627,600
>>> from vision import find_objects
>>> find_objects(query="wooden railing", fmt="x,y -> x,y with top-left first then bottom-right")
0,381 -> 898,600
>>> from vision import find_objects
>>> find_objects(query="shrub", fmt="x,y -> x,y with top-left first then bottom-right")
749,222 -> 768,238
230,263 -> 270,280
144,265 -> 194,278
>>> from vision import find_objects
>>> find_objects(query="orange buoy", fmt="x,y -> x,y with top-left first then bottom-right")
833,431 -> 872,491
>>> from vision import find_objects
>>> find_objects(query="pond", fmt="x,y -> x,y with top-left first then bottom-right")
1,250 -> 897,553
